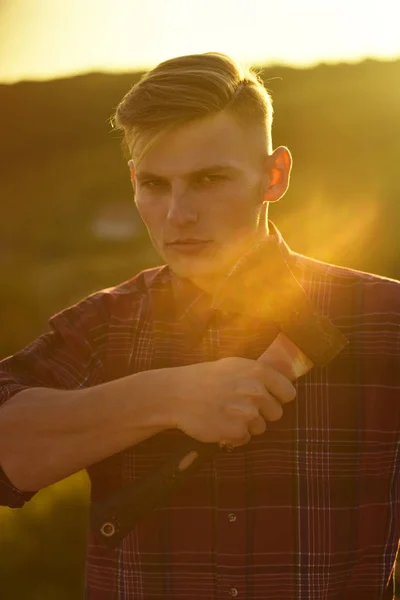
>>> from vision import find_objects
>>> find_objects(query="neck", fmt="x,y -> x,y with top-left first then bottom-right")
191,224 -> 270,296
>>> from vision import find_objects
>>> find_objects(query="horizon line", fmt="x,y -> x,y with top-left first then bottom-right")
1,54 -> 400,87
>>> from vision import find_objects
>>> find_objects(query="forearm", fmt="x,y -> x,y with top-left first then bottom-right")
0,369 -> 176,492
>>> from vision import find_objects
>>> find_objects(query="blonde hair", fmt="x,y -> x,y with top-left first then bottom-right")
111,52 -> 273,166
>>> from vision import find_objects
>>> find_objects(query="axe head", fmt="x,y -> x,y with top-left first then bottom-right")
211,237 -> 348,368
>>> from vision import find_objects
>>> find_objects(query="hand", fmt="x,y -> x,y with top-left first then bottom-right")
169,355 -> 296,448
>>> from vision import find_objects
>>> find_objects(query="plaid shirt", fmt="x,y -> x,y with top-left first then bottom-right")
1,222 -> 400,600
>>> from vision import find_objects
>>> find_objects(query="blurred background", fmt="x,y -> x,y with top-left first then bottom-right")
1,0 -> 400,598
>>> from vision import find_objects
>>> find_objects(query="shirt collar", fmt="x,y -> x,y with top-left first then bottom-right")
170,221 -> 296,348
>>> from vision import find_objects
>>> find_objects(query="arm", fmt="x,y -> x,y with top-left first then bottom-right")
0,351 -> 296,502
0,368 -> 175,493
0,287 -> 156,503
0,285 -> 297,506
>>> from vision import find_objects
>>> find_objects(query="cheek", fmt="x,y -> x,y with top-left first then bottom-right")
208,188 -> 261,226
135,196 -> 164,228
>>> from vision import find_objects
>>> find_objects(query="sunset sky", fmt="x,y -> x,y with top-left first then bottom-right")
0,0 -> 399,83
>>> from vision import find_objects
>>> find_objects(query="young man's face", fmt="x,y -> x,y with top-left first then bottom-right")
129,110 -> 290,291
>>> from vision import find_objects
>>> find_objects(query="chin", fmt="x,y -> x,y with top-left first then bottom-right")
162,239 -> 250,282
167,254 -> 224,280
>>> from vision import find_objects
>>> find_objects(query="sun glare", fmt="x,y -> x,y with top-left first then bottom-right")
278,193 -> 380,266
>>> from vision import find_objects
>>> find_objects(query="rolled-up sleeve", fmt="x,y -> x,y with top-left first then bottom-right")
0,292 -> 108,507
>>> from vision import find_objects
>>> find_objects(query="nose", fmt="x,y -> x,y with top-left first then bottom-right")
166,185 -> 198,226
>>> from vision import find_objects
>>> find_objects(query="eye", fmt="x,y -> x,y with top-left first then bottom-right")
140,179 -> 166,189
198,174 -> 227,185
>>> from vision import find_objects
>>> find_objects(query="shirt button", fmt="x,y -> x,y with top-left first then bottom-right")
228,513 -> 237,522
229,588 -> 238,597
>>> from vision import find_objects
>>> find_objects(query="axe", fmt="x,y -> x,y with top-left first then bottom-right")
91,238 -> 348,548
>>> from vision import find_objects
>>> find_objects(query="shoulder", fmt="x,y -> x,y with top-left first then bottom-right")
292,254 -> 400,351
48,265 -> 170,341
293,253 -> 400,315
294,252 -> 400,287
86,264 -> 168,309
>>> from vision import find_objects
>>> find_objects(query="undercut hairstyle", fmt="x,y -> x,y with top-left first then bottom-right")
111,52 -> 274,165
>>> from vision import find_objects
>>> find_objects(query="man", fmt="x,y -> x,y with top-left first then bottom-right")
0,52 -> 399,600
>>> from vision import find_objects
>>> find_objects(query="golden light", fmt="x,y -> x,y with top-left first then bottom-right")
0,0 -> 400,83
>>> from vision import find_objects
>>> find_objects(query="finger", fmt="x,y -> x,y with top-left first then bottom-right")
226,400 -> 260,421
223,425 -> 252,448
253,363 -> 296,405
232,431 -> 252,447
258,389 -> 284,422
247,415 -> 267,436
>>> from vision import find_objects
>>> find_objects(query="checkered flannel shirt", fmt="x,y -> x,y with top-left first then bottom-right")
1,222 -> 400,600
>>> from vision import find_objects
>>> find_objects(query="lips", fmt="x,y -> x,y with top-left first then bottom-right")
166,239 -> 212,254
168,239 -> 210,244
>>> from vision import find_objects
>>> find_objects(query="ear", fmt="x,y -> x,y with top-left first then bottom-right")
128,159 -> 136,191
263,146 -> 292,203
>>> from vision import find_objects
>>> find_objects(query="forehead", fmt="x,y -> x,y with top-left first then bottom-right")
134,111 -> 265,177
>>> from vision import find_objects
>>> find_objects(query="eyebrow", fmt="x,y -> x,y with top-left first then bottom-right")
135,164 -> 240,182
